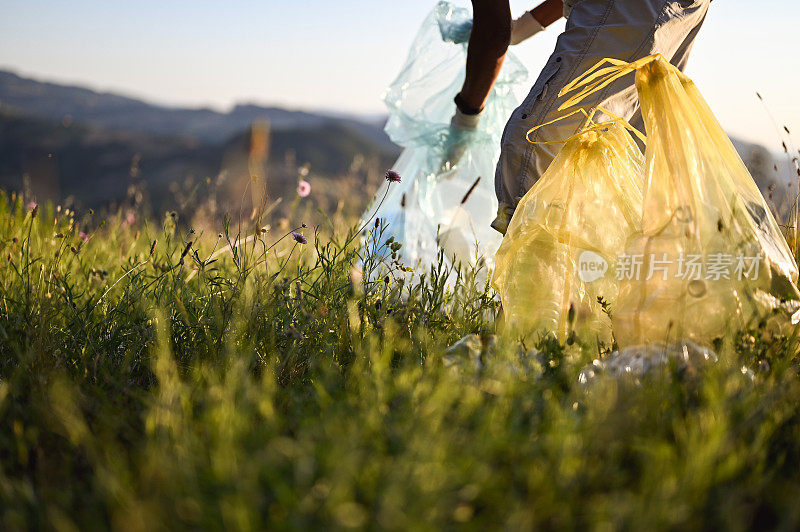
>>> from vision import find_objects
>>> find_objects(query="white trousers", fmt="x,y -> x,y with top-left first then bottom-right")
492,0 -> 712,234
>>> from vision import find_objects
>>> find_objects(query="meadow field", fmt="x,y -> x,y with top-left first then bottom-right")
1,174 -> 800,531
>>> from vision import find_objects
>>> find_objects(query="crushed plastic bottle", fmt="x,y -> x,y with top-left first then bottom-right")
577,341 -> 718,385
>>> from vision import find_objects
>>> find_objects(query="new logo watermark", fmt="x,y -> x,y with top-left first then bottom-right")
578,250 -> 608,282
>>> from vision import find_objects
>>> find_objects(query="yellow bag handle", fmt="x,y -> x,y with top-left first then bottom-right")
557,54 -> 682,112
525,105 -> 647,146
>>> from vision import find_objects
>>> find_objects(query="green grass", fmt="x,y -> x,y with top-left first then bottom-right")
1,191 -> 800,530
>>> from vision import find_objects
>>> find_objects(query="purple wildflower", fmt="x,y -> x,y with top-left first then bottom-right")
27,201 -> 38,218
291,231 -> 307,245
79,231 -> 89,243
385,170 -> 401,183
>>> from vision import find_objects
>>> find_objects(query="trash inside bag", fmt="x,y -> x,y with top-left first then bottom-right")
502,53 -> 800,349
359,1 -> 527,276
492,110 -> 646,346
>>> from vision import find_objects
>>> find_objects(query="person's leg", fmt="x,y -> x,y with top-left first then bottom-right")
492,0 -> 711,234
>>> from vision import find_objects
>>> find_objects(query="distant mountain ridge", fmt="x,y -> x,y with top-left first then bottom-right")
0,69 -> 402,209
0,69 -> 396,149
0,68 -> 791,216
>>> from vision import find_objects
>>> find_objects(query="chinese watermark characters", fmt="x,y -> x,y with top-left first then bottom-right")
578,251 -> 762,283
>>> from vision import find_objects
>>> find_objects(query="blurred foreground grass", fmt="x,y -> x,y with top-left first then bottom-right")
1,190 -> 800,530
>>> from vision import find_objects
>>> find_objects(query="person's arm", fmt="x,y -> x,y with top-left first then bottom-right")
530,0 -> 564,28
511,0 -> 564,45
457,0 -> 512,113
457,0 -> 563,113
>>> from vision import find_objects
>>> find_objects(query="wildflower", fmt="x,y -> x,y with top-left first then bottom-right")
385,170 -> 401,183
79,232 -> 89,243
297,180 -> 311,197
291,231 -> 307,245
27,202 -> 38,218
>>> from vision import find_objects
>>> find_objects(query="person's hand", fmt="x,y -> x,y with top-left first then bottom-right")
510,11 -> 545,45
441,18 -> 473,44
441,107 -> 481,172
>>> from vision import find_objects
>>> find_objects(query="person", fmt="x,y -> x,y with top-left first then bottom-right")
447,0 -> 712,234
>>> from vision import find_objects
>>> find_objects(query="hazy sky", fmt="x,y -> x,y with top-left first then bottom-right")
1,0 -> 798,148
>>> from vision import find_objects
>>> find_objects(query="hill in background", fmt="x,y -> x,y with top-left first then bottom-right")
0,69 -> 399,214
0,68 -> 793,220
0,70 -> 396,150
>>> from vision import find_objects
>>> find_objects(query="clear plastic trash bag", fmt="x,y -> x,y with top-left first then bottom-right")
556,54 -> 800,348
492,110 -> 646,346
359,1 -> 527,276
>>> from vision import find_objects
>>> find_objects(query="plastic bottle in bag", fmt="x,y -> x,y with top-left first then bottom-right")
558,55 -> 800,347
492,111 -> 645,345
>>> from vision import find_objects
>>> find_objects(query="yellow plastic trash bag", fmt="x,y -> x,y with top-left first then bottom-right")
558,54 -> 799,347
492,110 -> 645,345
